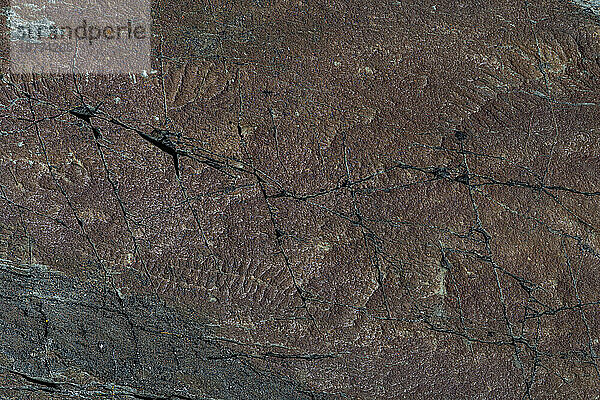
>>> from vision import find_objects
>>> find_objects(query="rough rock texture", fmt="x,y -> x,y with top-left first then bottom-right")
2,0 -> 600,398
0,261 -> 332,399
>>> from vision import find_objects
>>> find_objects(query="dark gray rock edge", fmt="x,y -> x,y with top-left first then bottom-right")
0,261 -> 334,400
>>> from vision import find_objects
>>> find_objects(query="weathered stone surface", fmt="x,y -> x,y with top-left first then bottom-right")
3,0 -> 600,398
0,261 -> 333,399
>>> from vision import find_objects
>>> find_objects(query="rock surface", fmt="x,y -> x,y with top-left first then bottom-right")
2,0 -> 600,398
